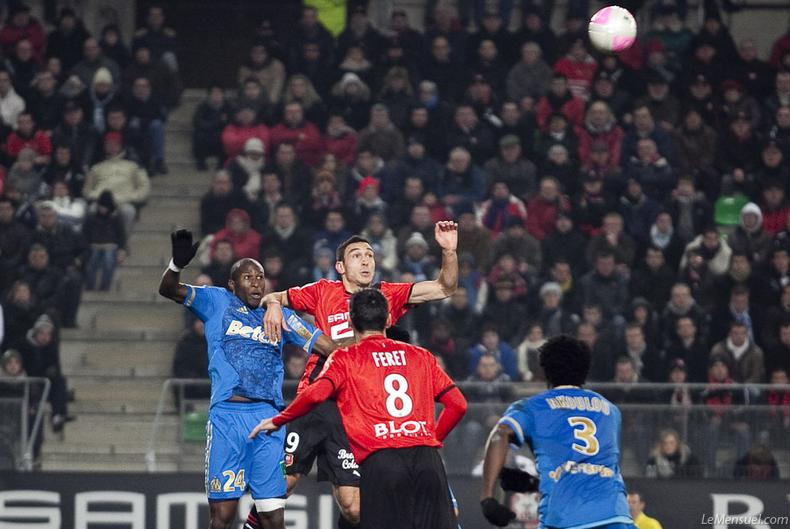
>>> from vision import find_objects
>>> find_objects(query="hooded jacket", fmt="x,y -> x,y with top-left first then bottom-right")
728,202 -> 773,264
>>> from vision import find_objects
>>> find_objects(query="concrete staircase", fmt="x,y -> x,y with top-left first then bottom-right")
41,90 -> 208,471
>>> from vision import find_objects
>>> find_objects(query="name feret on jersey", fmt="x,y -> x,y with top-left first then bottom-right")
286,279 -> 413,392
316,336 -> 455,463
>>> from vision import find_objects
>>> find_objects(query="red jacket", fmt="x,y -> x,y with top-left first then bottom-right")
762,204 -> 790,236
7,130 -> 52,159
553,58 -> 598,100
577,124 -> 624,170
324,131 -> 357,166
269,121 -> 325,167
211,209 -> 262,260
525,195 -> 571,240
770,32 -> 790,67
221,124 -> 270,159
0,20 -> 45,62
535,95 -> 586,130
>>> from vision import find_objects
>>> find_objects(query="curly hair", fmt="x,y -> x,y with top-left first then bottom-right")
538,335 -> 592,387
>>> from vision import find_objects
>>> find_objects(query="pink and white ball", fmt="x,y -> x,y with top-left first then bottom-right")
588,6 -> 637,53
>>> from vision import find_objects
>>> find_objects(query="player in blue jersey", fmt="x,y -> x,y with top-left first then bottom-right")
480,335 -> 635,529
159,230 -> 335,529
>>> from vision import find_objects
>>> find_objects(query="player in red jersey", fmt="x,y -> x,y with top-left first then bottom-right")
250,288 -> 468,529
243,221 -> 458,529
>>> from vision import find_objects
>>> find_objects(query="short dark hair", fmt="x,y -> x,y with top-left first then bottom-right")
336,235 -> 371,263
539,335 -> 592,387
350,288 -> 389,332
230,258 -> 263,282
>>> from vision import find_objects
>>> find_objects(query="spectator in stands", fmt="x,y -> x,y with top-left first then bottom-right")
377,66 -> 414,131
576,321 -> 615,382
506,41 -> 551,103
760,181 -> 789,237
210,208 -> 261,261
578,101 -> 623,171
763,367 -> 790,438
1,280 -> 39,350
536,281 -> 578,337
6,149 -> 43,202
0,197 -> 30,290
765,248 -> 790,308
171,319 -> 209,408
579,250 -> 629,320
398,232 -> 435,282
7,112 -> 51,165
7,38 -> 39,102
483,134 -> 537,201
239,42 -> 285,103
125,76 -> 168,175
702,355 -> 752,474
49,180 -> 86,230
359,213 -> 397,279
586,211 -> 636,268
630,246 -> 675,313
728,202 -> 773,266
467,326 -> 518,380
270,141 -> 312,204
269,101 -> 323,167
554,38 -> 597,101
201,239 -> 234,288
52,101 -> 98,172
86,68 -> 120,135
199,170 -> 250,236
679,226 -> 732,277
0,5 -> 44,62
542,214 -> 587,276
221,106 -> 269,161
313,209 -> 350,257
226,138 -> 266,203
480,279 -> 527,346
436,147 -> 485,211
99,24 -> 130,71
645,429 -> 702,478
263,202 -> 313,276
665,314 -> 709,383
618,178 -> 661,246
133,5 -> 178,72
16,314 -> 70,432
622,322 -> 666,382
70,37 -> 120,90
125,43 -> 181,110
664,177 -> 712,243
710,321 -> 766,383
27,70 -> 62,131
477,180 -> 527,237
625,138 -> 675,201
83,132 -> 150,236
235,77 -> 271,125
357,104 -> 404,163
281,74 -> 326,128
717,113 -> 760,195
536,74 -> 585,130
0,69 -> 25,129
323,112 -> 357,167
192,85 -> 229,171
82,190 -> 126,291
493,216 -> 541,273
527,176 -> 570,241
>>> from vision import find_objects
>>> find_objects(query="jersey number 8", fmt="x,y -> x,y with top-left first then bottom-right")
384,373 -> 413,418
567,416 -> 599,456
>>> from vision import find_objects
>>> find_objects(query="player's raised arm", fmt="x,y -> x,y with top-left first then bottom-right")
260,290 -> 290,342
408,221 -> 459,303
249,377 -> 335,438
158,229 -> 199,304
313,333 -> 336,358
480,424 -> 518,527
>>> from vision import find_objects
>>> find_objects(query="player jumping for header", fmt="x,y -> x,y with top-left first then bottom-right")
158,230 -> 335,529
250,288 -> 468,529
480,335 -> 636,529
245,220 -> 458,529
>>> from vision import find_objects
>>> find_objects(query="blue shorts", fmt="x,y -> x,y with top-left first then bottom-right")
205,401 -> 286,501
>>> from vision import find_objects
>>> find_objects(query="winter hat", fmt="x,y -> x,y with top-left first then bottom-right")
740,202 -> 764,231
539,282 -> 563,298
92,67 -> 113,86
340,72 -> 362,87
243,137 -> 265,154
358,176 -> 379,194
32,314 -> 55,333
405,232 -> 428,250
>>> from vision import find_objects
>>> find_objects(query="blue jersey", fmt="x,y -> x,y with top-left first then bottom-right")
499,387 -> 632,529
183,285 -> 320,409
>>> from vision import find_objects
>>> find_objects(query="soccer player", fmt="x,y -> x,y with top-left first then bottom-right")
158,230 -> 335,529
246,221 -> 458,529
250,288 -> 468,529
480,335 -> 636,529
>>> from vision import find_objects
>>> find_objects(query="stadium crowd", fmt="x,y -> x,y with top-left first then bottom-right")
0,3 -> 182,439
1,0 -> 790,476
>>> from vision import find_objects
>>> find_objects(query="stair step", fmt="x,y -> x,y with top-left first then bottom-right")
67,400 -> 174,414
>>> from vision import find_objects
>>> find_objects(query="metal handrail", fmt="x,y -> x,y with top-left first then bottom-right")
0,377 -> 51,471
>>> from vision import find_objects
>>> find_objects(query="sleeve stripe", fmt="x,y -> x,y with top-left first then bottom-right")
302,330 -> 320,352
498,416 -> 525,446
184,285 -> 197,307
435,384 -> 456,401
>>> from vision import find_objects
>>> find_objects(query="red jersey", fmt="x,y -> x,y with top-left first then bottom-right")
287,279 -> 413,393
317,335 -> 455,462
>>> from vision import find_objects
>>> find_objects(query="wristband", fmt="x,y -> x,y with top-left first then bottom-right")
168,259 -> 183,273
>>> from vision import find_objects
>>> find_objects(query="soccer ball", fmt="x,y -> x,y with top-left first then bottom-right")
588,6 -> 637,53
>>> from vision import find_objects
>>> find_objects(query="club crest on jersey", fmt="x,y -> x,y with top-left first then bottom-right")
210,477 -> 221,492
225,320 -> 277,345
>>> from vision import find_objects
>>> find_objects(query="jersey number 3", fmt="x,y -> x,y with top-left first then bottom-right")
384,373 -> 413,418
567,416 -> 599,456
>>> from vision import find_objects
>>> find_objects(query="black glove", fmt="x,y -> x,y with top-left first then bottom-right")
500,466 -> 540,493
481,498 -> 515,527
171,229 -> 199,268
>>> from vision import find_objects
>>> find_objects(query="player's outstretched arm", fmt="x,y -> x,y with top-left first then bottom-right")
313,334 -> 337,358
158,229 -> 198,304
260,290 -> 290,343
480,424 -> 517,527
435,386 -> 467,441
249,378 -> 334,438
408,221 -> 458,304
